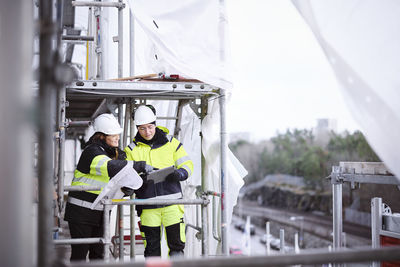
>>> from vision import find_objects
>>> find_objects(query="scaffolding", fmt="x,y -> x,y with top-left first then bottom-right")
30,0 -> 230,265
330,162 -> 400,252
55,77 -> 224,261
4,1 -> 400,267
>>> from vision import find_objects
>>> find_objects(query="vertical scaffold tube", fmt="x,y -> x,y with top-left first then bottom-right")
117,0 -> 123,78
219,88 -> 228,255
123,103 -> 130,148
103,203 -> 111,261
371,197 -> 382,267
201,97 -> 209,256
129,10 -> 135,77
118,104 -> 124,260
332,166 -> 343,250
218,0 -> 229,255
129,103 -> 136,258
371,197 -> 382,249
57,86 -> 66,216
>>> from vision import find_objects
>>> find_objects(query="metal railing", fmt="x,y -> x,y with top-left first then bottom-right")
68,246 -> 400,267
56,185 -> 210,261
330,162 -> 400,250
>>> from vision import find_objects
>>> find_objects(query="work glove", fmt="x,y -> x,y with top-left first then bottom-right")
144,164 -> 154,173
121,186 -> 135,197
133,161 -> 154,174
166,168 -> 187,183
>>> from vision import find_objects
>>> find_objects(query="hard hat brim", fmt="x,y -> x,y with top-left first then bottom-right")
103,127 -> 123,135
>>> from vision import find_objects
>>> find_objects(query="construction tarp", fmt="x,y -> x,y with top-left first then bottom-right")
126,0 -> 232,90
292,0 -> 400,181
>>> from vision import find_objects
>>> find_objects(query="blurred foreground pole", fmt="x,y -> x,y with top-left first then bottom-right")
38,0 -> 57,266
0,1 -> 34,267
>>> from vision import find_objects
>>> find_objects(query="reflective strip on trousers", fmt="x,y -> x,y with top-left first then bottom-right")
67,196 -> 104,211
72,176 -> 108,188
95,156 -> 110,176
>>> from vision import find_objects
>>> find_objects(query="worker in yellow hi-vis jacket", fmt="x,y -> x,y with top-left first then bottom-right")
124,105 -> 194,258
64,113 -> 152,261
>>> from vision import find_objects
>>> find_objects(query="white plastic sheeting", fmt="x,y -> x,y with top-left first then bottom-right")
127,0 -> 232,90
200,100 -> 247,255
292,0 -> 400,180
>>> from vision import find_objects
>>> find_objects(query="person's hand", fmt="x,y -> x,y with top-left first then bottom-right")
133,161 -> 154,173
121,186 -> 134,196
165,170 -> 182,183
144,164 -> 153,173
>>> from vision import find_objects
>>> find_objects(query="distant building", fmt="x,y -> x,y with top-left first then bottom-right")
316,118 -> 337,133
314,118 -> 337,146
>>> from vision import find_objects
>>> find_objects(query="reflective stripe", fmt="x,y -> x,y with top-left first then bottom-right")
67,197 -> 104,211
175,156 -> 190,167
146,192 -> 183,200
72,176 -> 108,188
128,141 -> 137,150
176,143 -> 182,152
95,156 -> 110,176
181,164 -> 192,176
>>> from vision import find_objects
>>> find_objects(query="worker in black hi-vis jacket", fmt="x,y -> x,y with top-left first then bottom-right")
64,113 -> 153,261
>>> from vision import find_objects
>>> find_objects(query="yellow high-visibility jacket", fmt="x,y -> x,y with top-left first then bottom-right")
124,126 -> 193,209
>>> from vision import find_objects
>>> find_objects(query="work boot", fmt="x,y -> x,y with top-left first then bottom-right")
169,250 -> 184,258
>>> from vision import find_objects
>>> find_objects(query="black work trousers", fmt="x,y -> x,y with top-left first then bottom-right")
141,222 -> 185,257
68,222 -> 104,261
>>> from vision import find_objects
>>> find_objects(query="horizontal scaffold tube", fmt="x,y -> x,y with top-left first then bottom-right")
67,120 -> 92,127
54,238 -> 103,245
61,35 -> 94,41
69,246 -> 400,267
105,198 -> 209,206
64,185 -> 102,191
72,1 -> 124,8
63,187 -> 208,206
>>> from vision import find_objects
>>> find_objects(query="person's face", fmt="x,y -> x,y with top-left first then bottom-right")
138,124 -> 156,140
105,134 -> 120,147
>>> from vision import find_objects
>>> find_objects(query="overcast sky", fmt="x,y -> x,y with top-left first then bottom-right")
225,0 -> 360,141
73,0 -> 360,142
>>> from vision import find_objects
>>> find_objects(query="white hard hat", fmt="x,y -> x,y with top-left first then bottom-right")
134,105 -> 156,126
93,113 -> 123,135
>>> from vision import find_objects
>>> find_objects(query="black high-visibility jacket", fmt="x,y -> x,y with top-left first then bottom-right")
64,137 -> 127,226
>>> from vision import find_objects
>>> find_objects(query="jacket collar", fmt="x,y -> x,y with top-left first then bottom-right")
86,134 -> 126,159
134,126 -> 169,148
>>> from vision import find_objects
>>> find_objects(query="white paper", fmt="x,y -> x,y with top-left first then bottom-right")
91,161 -> 143,209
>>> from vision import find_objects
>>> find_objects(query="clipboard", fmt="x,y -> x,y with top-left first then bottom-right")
147,166 -> 174,184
